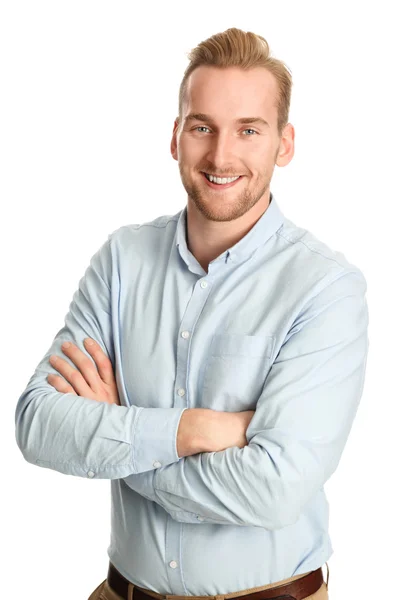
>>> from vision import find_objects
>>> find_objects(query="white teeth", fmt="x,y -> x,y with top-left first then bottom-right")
205,173 -> 240,184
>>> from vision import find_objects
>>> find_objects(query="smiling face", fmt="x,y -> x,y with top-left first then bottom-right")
171,65 -> 294,222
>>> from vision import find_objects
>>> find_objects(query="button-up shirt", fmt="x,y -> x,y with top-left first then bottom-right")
15,192 -> 369,594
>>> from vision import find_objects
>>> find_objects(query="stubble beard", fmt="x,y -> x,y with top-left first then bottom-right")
179,167 -> 272,223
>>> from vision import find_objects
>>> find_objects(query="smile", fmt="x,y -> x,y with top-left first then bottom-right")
201,172 -> 243,190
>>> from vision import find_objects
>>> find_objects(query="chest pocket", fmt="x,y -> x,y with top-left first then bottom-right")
200,333 -> 276,411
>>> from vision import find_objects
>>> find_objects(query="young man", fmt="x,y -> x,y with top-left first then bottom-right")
15,28 -> 369,600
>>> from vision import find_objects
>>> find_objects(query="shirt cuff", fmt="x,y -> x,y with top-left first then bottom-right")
132,407 -> 187,473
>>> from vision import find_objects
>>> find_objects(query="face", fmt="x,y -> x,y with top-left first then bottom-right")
171,65 -> 294,222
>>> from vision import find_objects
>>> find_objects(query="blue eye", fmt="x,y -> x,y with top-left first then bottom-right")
193,126 -> 258,135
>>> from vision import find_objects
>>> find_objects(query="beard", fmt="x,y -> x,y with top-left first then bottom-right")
178,165 -> 273,222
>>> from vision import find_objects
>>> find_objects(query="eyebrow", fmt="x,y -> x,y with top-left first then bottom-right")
183,112 -> 270,128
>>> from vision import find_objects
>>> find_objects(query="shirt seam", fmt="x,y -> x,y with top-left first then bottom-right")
119,215 -> 180,232
35,459 -> 134,469
277,229 -> 347,269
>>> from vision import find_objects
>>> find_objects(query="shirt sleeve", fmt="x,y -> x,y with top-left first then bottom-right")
14,232 -> 187,480
123,268 -> 369,528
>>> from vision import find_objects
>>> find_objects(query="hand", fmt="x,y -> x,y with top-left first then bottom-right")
208,410 -> 255,452
231,410 -> 255,449
188,409 -> 256,455
47,338 -> 120,405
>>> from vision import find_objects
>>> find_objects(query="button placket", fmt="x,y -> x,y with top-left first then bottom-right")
165,275 -> 214,594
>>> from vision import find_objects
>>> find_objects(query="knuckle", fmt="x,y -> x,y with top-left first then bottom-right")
98,356 -> 110,368
82,356 -> 93,369
70,370 -> 80,383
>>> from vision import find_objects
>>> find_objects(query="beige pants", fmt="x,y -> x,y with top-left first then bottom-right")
88,564 -> 329,600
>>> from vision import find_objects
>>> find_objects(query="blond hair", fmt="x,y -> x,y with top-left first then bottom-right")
178,27 -> 293,137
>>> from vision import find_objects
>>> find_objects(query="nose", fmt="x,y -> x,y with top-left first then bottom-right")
205,132 -> 236,172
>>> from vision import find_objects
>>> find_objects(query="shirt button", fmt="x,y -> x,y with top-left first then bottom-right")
153,461 -> 162,468
169,560 -> 178,569
181,330 -> 190,339
196,515 -> 205,521
87,470 -> 95,478
177,388 -> 186,397
200,280 -> 208,288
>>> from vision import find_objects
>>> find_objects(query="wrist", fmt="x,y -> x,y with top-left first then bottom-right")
177,408 -> 215,457
192,408 -> 216,454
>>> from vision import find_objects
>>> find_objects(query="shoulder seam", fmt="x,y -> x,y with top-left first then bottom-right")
277,229 -> 345,269
108,215 -> 180,238
130,215 -> 180,231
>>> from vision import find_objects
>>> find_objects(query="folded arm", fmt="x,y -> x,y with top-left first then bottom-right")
123,268 -> 369,529
15,232 -> 187,479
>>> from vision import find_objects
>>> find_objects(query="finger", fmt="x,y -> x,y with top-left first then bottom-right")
49,354 -> 93,397
59,341 -> 103,390
47,373 -> 77,395
83,338 -> 115,386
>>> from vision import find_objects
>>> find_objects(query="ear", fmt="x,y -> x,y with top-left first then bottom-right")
170,118 -> 179,161
276,123 -> 295,168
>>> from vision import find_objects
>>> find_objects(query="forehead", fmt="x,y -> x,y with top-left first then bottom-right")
184,65 -> 278,119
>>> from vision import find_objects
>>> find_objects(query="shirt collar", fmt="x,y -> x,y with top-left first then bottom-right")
176,191 -> 285,271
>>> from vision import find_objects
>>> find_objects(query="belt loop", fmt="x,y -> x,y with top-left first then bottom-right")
325,562 -> 329,591
128,582 -> 135,600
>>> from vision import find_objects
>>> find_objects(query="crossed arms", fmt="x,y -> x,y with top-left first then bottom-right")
15,235 -> 369,530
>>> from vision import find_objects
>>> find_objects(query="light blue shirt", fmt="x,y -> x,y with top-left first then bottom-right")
15,193 -> 369,594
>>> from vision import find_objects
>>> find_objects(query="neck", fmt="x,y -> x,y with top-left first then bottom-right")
186,191 -> 271,273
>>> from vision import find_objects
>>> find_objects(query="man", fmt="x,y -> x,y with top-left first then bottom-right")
15,28 -> 369,600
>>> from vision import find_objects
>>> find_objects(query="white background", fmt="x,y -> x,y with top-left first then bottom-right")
1,1 -> 398,598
